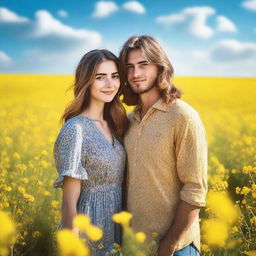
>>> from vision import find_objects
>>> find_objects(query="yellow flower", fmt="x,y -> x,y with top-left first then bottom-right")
250,216 -> 256,225
85,225 -> 103,242
43,190 -> 50,196
16,209 -> 23,216
98,243 -> 104,249
23,193 -> 35,202
13,152 -> 21,160
4,136 -> 13,146
113,243 -> 121,251
0,211 -> 16,244
242,166 -> 253,174
232,226 -> 239,233
41,150 -> 48,156
235,187 -> 241,194
36,180 -> 43,186
206,191 -> 240,223
4,186 -> 12,192
151,232 -> 158,238
40,160 -> 49,168
0,248 -> 9,256
201,244 -> 210,252
20,178 -> 29,183
73,214 -> 90,232
240,186 -> 251,195
32,231 -> 41,238
244,251 -> 256,256
51,200 -> 59,208
56,229 -> 89,256
135,232 -> 146,243
15,163 -> 27,172
202,219 -> 228,247
112,211 -> 132,225
18,186 -> 26,194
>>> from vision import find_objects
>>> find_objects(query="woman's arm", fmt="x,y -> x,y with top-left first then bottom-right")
62,177 -> 81,235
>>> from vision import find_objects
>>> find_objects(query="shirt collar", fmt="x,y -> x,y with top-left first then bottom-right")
133,97 -> 169,121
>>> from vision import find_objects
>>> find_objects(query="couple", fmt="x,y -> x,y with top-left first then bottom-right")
53,35 -> 208,256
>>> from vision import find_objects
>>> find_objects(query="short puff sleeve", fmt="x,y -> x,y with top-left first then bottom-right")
53,120 -> 88,188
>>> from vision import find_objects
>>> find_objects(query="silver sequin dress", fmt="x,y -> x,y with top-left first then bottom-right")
53,115 -> 126,255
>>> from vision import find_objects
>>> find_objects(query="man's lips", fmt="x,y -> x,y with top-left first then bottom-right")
132,79 -> 145,83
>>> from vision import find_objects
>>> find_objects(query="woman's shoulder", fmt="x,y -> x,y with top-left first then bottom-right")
58,115 -> 89,138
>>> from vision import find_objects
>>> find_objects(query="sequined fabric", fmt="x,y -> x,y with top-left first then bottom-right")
53,115 -> 126,255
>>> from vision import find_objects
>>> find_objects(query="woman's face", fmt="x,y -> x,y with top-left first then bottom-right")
90,60 -> 120,104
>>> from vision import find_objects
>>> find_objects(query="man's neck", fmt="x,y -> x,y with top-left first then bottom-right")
139,87 -> 161,119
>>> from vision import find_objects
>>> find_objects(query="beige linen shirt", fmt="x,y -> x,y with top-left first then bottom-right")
124,98 -> 208,254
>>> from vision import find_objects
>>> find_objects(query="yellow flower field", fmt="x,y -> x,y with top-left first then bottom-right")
0,74 -> 256,256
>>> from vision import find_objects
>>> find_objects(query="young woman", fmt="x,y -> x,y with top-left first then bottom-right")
53,49 -> 127,255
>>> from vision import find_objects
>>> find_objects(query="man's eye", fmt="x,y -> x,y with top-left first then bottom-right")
126,66 -> 133,70
141,63 -> 149,66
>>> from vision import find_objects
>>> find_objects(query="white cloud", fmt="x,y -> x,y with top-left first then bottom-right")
183,7 -> 215,39
32,10 -> 101,46
216,15 -> 237,33
122,1 -> 145,14
0,51 -> 12,67
156,6 -> 215,39
0,9 -> 102,49
92,1 -> 119,18
0,7 -> 29,23
0,9 -> 104,73
57,10 -> 68,18
241,0 -> 256,12
155,14 -> 185,25
209,39 -> 256,61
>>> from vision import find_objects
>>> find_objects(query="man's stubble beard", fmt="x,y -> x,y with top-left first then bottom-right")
130,80 -> 157,95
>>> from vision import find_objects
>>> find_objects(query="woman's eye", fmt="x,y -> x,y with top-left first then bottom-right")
96,76 -> 105,80
112,74 -> 119,79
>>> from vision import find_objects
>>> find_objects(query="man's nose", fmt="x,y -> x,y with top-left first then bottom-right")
133,67 -> 141,77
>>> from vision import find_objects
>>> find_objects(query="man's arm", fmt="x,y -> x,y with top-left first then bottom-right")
158,109 -> 208,256
158,200 -> 200,256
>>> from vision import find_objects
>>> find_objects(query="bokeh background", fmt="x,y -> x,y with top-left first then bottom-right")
0,0 -> 256,256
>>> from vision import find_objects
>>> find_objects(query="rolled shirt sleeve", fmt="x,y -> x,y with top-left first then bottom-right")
175,110 -> 208,207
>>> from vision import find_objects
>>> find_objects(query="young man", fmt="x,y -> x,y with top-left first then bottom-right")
119,35 -> 208,256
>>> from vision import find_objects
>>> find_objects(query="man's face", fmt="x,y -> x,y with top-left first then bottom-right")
126,49 -> 158,95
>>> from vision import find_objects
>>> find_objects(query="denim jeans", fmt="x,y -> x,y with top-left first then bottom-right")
173,243 -> 200,256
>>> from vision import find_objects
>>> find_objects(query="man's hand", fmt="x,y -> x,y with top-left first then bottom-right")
158,236 -> 177,256
157,200 -> 201,256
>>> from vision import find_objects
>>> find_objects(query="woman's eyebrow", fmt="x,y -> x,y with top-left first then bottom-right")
96,71 -> 119,76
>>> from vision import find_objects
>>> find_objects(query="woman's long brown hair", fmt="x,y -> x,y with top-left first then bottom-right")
119,35 -> 182,106
61,49 -> 128,141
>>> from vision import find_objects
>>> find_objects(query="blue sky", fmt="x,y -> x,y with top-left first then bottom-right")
0,0 -> 256,76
